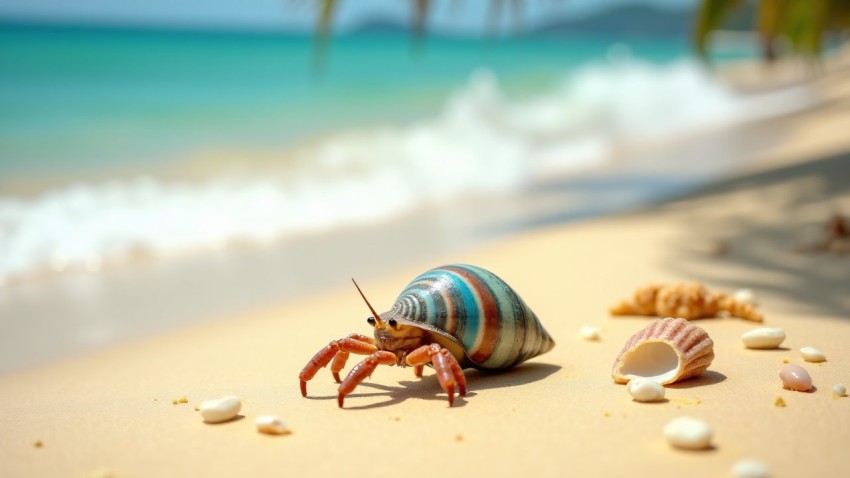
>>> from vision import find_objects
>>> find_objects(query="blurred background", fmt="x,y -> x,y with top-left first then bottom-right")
1,0 -> 848,373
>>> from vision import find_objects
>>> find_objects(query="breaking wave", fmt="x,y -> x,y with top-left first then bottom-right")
0,58 -> 814,284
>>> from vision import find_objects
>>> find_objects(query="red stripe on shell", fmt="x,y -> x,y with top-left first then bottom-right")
445,266 -> 500,364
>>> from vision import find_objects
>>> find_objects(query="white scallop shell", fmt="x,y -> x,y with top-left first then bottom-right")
612,317 -> 714,385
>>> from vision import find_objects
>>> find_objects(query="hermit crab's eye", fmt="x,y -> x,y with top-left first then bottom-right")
367,317 -> 376,326
388,319 -> 397,328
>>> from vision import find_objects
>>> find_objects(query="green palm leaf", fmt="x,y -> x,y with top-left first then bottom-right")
696,0 -> 850,63
693,0 -> 742,60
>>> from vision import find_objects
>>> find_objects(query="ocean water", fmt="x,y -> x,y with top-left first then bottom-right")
0,23 -> 748,175
0,23 -> 815,285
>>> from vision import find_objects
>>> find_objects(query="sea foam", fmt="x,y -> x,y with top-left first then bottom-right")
0,59 -> 814,285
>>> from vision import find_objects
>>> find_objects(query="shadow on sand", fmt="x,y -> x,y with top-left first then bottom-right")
656,150 -> 850,319
306,362 -> 561,410
665,370 -> 727,390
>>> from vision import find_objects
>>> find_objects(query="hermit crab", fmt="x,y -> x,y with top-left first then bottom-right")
299,264 -> 555,407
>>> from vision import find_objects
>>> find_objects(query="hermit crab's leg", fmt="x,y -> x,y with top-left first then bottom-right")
300,334 -> 377,397
406,344 -> 467,407
331,352 -> 349,383
331,334 -> 376,382
337,351 -> 397,408
413,365 -> 424,378
443,351 -> 467,398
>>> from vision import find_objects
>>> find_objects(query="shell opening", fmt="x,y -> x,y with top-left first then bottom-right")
619,340 -> 680,384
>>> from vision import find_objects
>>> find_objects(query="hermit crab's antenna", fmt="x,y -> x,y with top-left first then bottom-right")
352,279 -> 383,326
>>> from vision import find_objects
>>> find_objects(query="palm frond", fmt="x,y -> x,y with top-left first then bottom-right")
693,0 -> 742,60
487,0 -> 506,38
312,0 -> 336,75
411,0 -> 431,54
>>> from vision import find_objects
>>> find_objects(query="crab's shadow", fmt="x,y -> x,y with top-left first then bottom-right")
307,362 -> 562,410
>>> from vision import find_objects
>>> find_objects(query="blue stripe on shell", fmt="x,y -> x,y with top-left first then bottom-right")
387,264 -> 555,370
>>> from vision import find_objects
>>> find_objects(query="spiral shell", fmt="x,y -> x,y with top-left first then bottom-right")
612,317 -> 714,385
384,264 -> 555,370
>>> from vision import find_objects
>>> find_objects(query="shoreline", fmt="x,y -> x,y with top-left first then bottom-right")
2,53 -> 850,375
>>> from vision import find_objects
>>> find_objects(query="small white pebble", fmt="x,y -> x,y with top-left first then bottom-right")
663,417 -> 713,450
579,326 -> 601,341
833,384 -> 847,397
733,288 -> 757,306
741,328 -> 785,349
256,415 -> 291,435
199,396 -> 242,423
627,378 -> 666,402
800,346 -> 826,363
731,459 -> 772,478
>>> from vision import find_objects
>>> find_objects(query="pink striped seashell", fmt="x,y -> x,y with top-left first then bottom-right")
612,317 -> 714,385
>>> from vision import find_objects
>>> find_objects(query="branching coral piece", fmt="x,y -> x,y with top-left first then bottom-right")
609,283 -> 763,322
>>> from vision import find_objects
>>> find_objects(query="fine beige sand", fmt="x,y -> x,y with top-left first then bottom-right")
3,66 -> 850,477
2,144 -> 850,478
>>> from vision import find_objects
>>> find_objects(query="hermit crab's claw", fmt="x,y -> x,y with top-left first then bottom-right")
337,351 -> 397,408
299,334 -> 377,397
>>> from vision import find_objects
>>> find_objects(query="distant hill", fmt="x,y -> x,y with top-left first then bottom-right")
531,4 -> 695,38
348,18 -> 409,35
329,4 -> 759,39
349,5 -> 698,38
4,3 -> 731,40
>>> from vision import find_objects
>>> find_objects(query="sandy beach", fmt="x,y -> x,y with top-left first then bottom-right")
2,84 -> 850,478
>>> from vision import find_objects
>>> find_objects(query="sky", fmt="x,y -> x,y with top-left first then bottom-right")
0,0 -> 693,34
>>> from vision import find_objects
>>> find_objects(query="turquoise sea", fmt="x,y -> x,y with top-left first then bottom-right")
0,22 -> 753,177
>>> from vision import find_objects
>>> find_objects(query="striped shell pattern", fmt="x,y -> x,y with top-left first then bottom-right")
383,264 -> 555,370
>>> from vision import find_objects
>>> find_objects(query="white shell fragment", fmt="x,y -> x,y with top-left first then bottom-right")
256,415 -> 291,435
663,417 -> 713,450
741,328 -> 785,350
731,459 -> 772,478
579,326 -> 601,341
733,288 -> 757,306
627,378 -> 666,402
833,384 -> 847,397
612,318 -> 714,385
800,346 -> 826,363
199,396 -> 242,423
